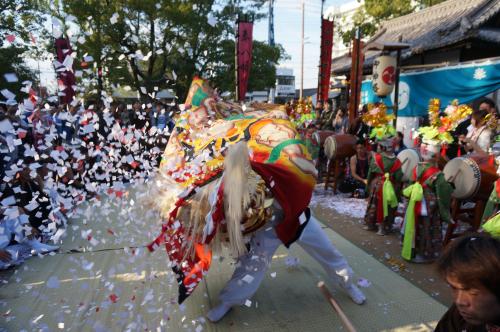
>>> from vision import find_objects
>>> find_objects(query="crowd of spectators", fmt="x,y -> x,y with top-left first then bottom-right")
0,99 -> 176,269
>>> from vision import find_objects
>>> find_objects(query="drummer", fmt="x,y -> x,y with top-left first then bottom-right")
400,137 -> 453,263
459,109 -> 493,155
400,99 -> 468,263
362,104 -> 403,235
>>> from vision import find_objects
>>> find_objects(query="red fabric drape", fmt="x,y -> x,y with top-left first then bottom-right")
54,38 -> 76,104
412,166 -> 440,216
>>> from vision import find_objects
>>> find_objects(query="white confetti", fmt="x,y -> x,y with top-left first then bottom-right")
46,276 -> 60,288
110,13 -> 119,24
3,73 -> 18,83
242,274 -> 254,284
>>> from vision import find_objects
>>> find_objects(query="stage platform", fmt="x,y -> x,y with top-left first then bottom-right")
0,188 -> 446,331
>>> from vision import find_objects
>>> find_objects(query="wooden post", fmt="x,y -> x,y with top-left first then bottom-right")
393,48 -> 402,126
348,29 -> 364,124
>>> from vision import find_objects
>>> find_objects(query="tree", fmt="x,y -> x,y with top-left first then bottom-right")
0,46 -> 37,98
211,40 -> 288,95
364,0 -> 414,23
0,0 -> 48,99
49,0 -> 277,102
334,0 -> 447,47
335,6 -> 377,48
0,0 -> 47,44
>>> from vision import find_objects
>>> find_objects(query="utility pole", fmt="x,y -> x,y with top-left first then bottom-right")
268,0 -> 275,103
300,0 -> 305,100
268,0 -> 275,46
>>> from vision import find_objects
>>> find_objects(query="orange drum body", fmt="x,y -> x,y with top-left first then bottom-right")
324,134 -> 357,160
443,154 -> 498,200
312,130 -> 335,147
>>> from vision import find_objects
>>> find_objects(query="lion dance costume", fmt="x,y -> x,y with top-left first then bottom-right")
147,77 -> 365,322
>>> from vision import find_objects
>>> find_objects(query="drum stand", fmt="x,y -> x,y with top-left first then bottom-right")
444,198 -> 486,245
324,159 -> 345,193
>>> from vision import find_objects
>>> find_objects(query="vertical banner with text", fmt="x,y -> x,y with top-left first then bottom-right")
237,21 -> 254,101
317,19 -> 334,103
54,38 -> 76,104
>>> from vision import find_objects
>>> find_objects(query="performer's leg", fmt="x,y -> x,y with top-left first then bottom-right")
207,226 -> 282,322
296,215 -> 366,304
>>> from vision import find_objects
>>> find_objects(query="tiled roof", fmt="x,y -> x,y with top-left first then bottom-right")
331,0 -> 500,74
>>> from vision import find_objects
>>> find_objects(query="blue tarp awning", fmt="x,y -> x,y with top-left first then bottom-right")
361,58 -> 500,117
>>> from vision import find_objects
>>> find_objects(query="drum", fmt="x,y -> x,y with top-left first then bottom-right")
443,154 -> 498,200
397,148 -> 450,182
312,130 -> 335,147
324,134 -> 357,160
397,148 -> 421,182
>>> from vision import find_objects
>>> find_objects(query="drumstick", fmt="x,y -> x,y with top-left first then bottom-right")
401,157 -> 409,165
448,168 -> 462,183
317,281 -> 357,332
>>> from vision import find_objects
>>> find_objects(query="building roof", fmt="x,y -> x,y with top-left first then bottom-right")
295,88 -> 317,98
331,0 -> 500,75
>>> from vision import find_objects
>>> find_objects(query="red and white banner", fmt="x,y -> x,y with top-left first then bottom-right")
237,21 -> 253,101
317,19 -> 334,103
54,38 -> 76,104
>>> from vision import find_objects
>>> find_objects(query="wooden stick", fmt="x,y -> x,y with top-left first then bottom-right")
447,168 -> 462,183
317,281 -> 357,332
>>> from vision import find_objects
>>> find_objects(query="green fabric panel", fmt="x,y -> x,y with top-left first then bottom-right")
266,139 -> 304,164
402,182 -> 424,260
434,173 -> 453,223
225,114 -> 254,121
191,89 -> 208,107
482,182 -> 500,223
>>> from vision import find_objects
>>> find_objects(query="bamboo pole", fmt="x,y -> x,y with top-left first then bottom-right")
317,281 -> 357,332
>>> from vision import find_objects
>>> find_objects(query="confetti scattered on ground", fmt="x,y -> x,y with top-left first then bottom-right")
310,186 -> 367,219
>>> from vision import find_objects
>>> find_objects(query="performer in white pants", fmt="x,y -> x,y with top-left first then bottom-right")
207,211 -> 366,322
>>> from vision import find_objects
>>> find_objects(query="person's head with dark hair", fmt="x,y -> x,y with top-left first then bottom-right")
315,101 -> 323,110
323,101 -> 331,112
393,131 -> 405,151
471,109 -> 489,128
355,138 -> 367,158
478,97 -> 496,115
436,233 -> 500,327
361,104 -> 368,115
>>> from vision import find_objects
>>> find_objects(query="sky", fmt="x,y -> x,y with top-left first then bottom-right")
31,0 -> 347,93
253,0 -> 346,89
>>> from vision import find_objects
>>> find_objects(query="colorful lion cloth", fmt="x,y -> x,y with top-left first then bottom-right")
147,77 -> 317,303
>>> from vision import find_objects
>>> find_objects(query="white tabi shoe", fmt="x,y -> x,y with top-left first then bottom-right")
206,303 -> 232,323
376,227 -> 386,236
342,283 -> 366,305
